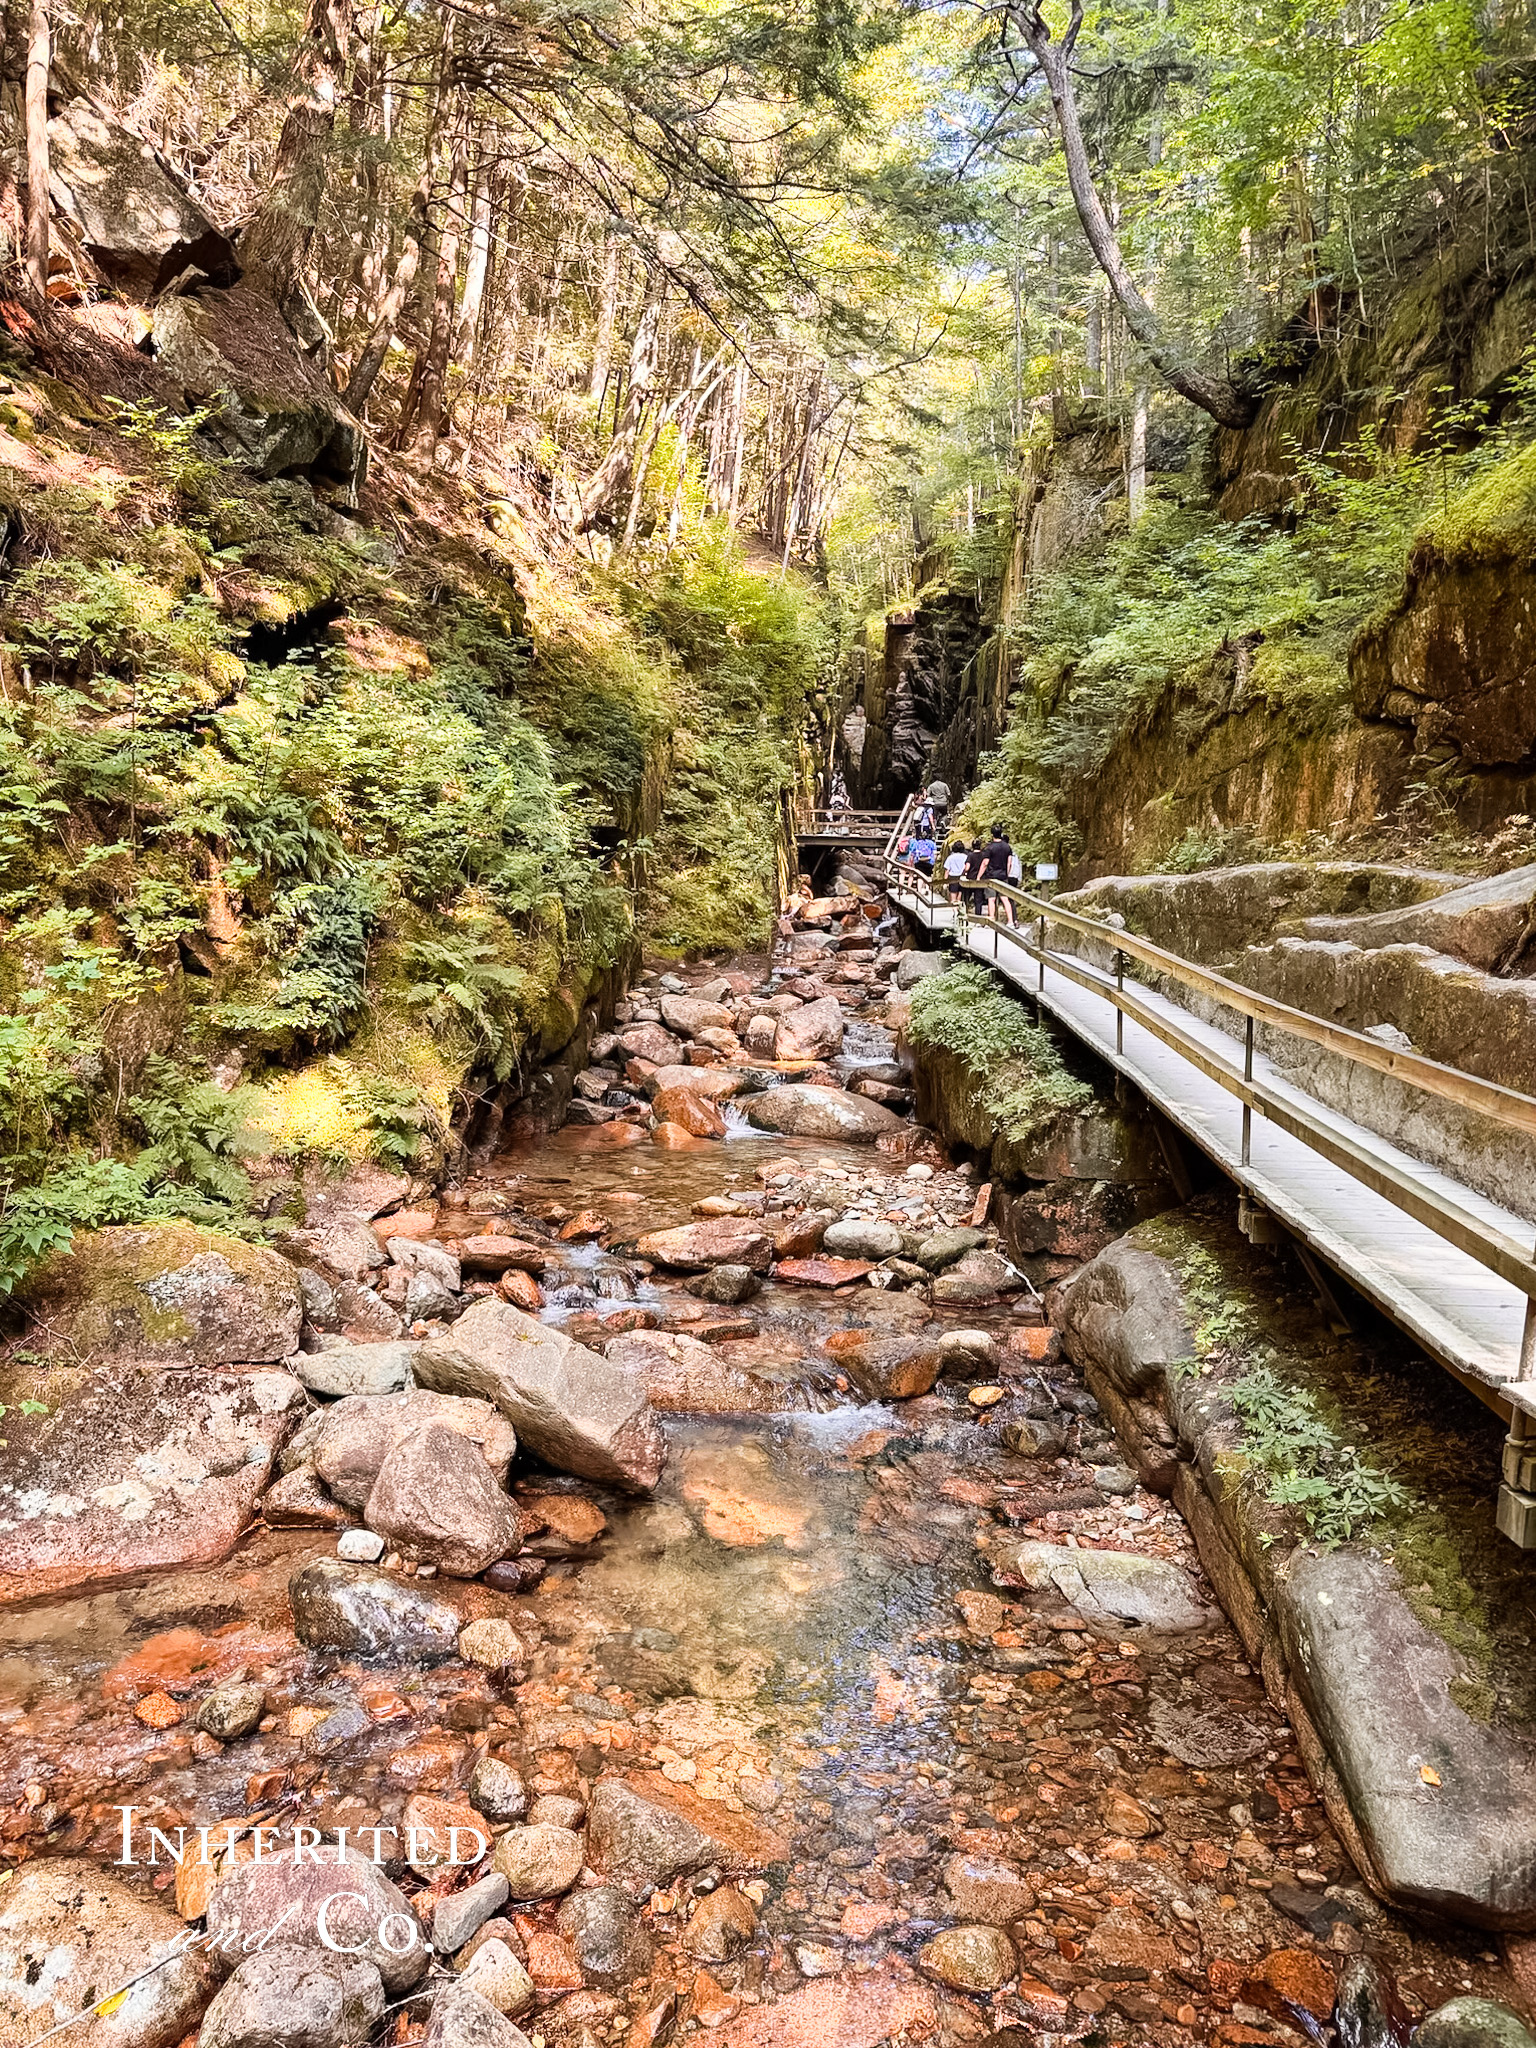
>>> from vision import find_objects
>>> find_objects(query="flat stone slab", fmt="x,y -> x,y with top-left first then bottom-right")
986,1534 -> 1213,1631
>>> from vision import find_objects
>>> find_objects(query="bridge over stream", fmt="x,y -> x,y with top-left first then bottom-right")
881,806 -> 1536,1547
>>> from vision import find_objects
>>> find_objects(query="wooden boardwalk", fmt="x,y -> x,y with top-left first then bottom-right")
888,875 -> 1536,1440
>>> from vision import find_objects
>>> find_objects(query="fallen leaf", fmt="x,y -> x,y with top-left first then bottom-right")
1419,1764 -> 1441,1786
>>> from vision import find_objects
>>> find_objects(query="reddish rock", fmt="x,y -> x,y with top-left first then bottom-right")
559,1209 -> 610,1242
516,1920 -> 583,1990
103,1622 -> 293,1701
460,1235 -> 565,1275
842,1335 -> 942,1400
1101,1788 -> 1157,1837
772,1213 -> 829,1258
773,1256 -> 873,1288
643,1065 -> 748,1101
690,1969 -> 742,2027
652,1088 -> 728,1138
1006,1325 -> 1062,1367
636,1220 -> 773,1273
500,1269 -> 544,1312
822,1327 -> 873,1360
132,1688 -> 184,1728
1083,1907 -> 1178,1974
711,1977 -> 941,2047
401,1792 -> 489,1872
372,1207 -> 437,1243
652,1122 -> 716,1150
1251,1949 -> 1336,2020
519,1494 -> 608,1546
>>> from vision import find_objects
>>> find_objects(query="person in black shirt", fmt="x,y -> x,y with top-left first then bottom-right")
984,825 -> 1014,925
960,837 -> 988,917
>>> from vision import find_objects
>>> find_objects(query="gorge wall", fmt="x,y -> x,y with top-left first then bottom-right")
835,180 -> 1536,876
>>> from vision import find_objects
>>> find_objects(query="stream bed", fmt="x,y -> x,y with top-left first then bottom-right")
0,942 -> 1522,2048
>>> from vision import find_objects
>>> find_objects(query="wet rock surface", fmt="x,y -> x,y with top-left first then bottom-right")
0,921 -> 1527,2048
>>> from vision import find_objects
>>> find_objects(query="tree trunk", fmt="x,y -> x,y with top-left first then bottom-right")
1012,2 -> 1256,430
24,0 -> 49,296
240,0 -> 351,322
454,133 -> 494,369
1127,380 -> 1148,523
407,122 -> 468,461
343,31 -> 452,414
576,290 -> 662,532
586,234 -> 621,398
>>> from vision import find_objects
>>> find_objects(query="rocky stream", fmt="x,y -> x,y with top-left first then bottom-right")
0,864 -> 1530,2048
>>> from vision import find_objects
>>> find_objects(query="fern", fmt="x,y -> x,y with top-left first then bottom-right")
128,1056 -> 269,1207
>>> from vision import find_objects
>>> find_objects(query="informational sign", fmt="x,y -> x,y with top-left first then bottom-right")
1034,863 -> 1059,882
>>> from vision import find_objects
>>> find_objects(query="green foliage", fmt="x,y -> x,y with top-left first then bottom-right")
906,960 -> 1093,1140
396,927 -> 531,1083
1161,823 -> 1270,872
1176,1240 -> 1254,1365
608,524 -> 827,953
0,1155 -> 152,1295
335,1066 -> 439,1169
1229,1364 -> 1411,1549
127,1056 -> 268,1207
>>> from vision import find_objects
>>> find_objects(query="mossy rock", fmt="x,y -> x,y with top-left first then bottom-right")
18,1220 -> 303,1366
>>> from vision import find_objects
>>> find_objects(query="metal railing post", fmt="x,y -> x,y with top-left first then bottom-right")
1115,949 -> 1124,1056
1037,914 -> 1045,991
1242,1014 -> 1254,1168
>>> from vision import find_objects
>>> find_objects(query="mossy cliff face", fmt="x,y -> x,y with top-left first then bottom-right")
0,302 -> 820,1259
1352,442 -> 1536,778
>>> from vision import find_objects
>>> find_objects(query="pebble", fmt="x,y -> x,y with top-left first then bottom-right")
491,1824 -> 584,1899
469,1755 -> 529,1824
457,1618 -> 525,1668
337,1529 -> 386,1561
918,1924 -> 1017,1992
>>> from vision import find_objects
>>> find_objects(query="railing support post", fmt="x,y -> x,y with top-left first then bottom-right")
1242,1014 -> 1254,1168
1115,949 -> 1124,1056
1037,915 -> 1045,992
1521,1293 -> 1536,1384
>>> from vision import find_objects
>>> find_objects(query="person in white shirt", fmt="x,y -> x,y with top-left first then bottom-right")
942,840 -> 968,901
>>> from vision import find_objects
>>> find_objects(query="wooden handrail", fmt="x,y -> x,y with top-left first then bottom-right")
884,845 -> 1536,1141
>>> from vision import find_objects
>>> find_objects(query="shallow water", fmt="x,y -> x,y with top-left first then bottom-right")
0,976 -> 1519,2044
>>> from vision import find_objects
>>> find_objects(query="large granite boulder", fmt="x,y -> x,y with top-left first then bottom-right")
0,1858 -> 223,2046
744,1084 -> 904,1143
364,1422 -> 524,1575
153,284 -> 365,497
415,1299 -> 665,1490
1278,1549 -> 1536,1928
0,1366 -> 304,1605
773,995 -> 845,1059
17,1220 -> 302,1366
48,99 -> 238,295
306,1389 -> 517,1510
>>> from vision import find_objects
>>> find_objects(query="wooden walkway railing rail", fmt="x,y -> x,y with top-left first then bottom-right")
881,798 -> 1536,1545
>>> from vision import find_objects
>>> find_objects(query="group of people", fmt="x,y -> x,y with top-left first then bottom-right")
894,785 -> 1022,925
